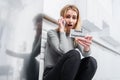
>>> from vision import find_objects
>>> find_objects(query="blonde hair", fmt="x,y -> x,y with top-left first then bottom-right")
60,4 -> 82,31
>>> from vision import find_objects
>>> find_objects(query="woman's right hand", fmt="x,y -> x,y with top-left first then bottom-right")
75,36 -> 92,51
58,17 -> 65,32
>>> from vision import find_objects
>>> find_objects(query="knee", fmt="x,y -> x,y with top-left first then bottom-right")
82,56 -> 97,70
87,56 -> 97,70
66,49 -> 81,60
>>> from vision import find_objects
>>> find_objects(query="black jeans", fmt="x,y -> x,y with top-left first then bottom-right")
43,50 -> 97,80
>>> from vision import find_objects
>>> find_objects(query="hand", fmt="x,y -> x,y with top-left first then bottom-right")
58,17 -> 65,32
75,35 -> 92,51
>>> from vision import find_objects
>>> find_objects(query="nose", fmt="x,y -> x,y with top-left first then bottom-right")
69,17 -> 73,23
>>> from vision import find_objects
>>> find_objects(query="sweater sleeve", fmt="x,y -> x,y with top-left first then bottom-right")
77,44 -> 91,57
47,30 -> 69,54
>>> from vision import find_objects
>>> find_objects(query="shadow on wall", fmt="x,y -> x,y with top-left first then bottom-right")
5,14 -> 43,80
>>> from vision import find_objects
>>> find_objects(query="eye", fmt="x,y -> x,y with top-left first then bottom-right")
65,15 -> 71,19
72,15 -> 77,19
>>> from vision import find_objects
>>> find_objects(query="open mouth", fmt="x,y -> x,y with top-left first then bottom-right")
67,24 -> 73,27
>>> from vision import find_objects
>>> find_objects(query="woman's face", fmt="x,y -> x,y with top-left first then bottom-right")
64,9 -> 78,30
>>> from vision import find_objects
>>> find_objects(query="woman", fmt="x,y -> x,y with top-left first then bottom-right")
43,5 -> 97,80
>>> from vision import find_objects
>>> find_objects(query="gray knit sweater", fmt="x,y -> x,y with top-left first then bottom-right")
44,29 -> 91,70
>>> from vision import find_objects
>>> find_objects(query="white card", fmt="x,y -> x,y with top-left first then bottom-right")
69,29 -> 85,38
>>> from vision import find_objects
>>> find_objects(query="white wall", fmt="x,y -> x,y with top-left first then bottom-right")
8,0 -> 43,52
43,0 -> 76,20
91,43 -> 120,80
75,0 -> 112,30
0,0 -> 43,80
87,0 -> 112,29
111,0 -> 120,44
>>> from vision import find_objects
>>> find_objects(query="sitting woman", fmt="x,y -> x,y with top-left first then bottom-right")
43,4 -> 97,80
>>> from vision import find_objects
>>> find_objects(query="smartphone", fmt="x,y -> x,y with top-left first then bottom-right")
62,20 -> 66,26
69,29 -> 85,38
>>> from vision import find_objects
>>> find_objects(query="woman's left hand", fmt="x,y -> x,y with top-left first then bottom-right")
75,36 -> 92,51
58,17 -> 66,32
